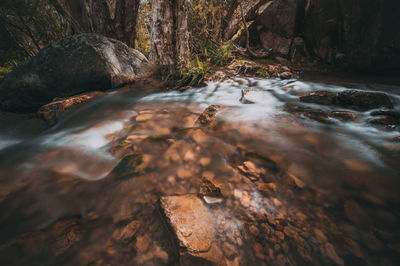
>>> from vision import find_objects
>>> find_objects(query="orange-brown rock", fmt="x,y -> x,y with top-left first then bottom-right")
160,194 -> 226,264
196,105 -> 221,127
38,91 -> 105,125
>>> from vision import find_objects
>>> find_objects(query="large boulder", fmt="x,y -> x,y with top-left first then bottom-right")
302,0 -> 400,69
248,0 -> 400,70
0,34 -> 148,113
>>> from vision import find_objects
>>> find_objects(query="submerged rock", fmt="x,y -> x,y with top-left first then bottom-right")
160,194 -> 224,264
199,178 -> 222,199
336,90 -> 393,111
368,116 -> 400,129
328,111 -> 359,122
38,91 -> 105,125
370,110 -> 400,118
112,220 -> 141,244
344,200 -> 371,226
196,105 -> 221,126
284,103 -> 331,124
300,91 -> 336,106
0,34 -> 148,113
299,90 -> 393,112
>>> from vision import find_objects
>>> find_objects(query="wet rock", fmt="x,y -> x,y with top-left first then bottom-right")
287,173 -> 305,189
135,110 -> 154,122
245,151 -> 279,174
328,111 -> 359,122
279,71 -> 293,79
0,34 -> 148,113
240,89 -> 256,104
110,154 -> 143,178
368,116 -> 400,129
112,220 -> 140,244
344,200 -> 371,226
196,105 -> 221,126
300,91 -> 336,106
361,231 -> 383,252
52,217 -> 82,256
322,243 -> 344,266
38,91 -> 105,125
239,191 -> 251,208
336,90 -> 393,111
199,178 -> 222,198
222,242 -> 237,259
135,235 -> 150,253
370,110 -> 400,118
392,136 -> 400,142
199,178 -> 224,204
284,103 -> 331,124
160,194 -> 224,264
257,182 -> 277,195
237,161 -> 265,181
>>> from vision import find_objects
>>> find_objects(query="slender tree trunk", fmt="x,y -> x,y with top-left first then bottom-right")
114,0 -> 140,47
149,0 -> 189,66
175,0 -> 190,62
149,0 -> 175,65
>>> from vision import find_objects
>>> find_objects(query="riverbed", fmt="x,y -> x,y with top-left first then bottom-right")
0,76 -> 399,265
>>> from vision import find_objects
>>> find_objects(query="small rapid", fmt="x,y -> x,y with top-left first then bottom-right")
0,76 -> 399,265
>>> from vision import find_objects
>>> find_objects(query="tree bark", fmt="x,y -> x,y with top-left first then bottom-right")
114,0 -> 140,47
149,0 -> 189,66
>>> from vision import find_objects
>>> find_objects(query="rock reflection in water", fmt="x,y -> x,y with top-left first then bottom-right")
0,78 -> 399,265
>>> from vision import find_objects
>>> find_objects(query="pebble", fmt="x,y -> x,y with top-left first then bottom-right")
344,200 -> 371,226
240,192 -> 251,207
112,220 -> 141,243
257,182 -> 277,195
135,235 -> 150,253
222,242 -> 236,259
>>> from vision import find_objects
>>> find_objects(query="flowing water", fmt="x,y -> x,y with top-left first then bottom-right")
0,76 -> 399,265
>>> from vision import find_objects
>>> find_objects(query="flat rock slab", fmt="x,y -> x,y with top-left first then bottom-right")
160,194 -> 216,252
160,194 -> 226,264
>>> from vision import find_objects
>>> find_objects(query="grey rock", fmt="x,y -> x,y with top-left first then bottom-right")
0,34 -> 148,113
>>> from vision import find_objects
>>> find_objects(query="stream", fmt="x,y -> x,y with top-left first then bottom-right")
0,76 -> 399,265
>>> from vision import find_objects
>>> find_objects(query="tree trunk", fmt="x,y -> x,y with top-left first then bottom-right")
175,0 -> 190,63
114,0 -> 140,47
149,0 -> 189,66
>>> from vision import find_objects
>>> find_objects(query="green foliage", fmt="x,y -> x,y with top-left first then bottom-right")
177,55 -> 208,87
187,0 -> 233,53
135,1 -> 151,55
209,44 -> 234,66
0,0 -> 69,64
